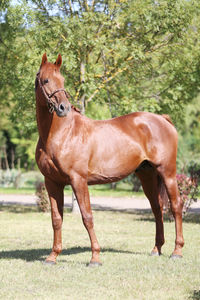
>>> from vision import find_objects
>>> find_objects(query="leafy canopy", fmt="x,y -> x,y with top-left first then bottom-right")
1,0 -> 200,126
0,0 -> 200,167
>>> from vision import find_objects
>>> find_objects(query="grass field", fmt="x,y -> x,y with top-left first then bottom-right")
0,183 -> 144,198
0,205 -> 199,300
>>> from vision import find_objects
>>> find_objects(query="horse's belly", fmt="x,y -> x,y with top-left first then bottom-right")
87,145 -> 144,184
87,171 -> 130,185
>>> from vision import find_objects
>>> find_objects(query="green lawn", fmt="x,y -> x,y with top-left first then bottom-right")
0,205 -> 199,300
0,183 -> 144,198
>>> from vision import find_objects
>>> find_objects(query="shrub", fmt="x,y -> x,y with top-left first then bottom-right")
123,173 -> 142,192
188,161 -> 200,181
164,173 -> 199,218
176,173 -> 199,214
0,169 -> 21,187
35,181 -> 50,212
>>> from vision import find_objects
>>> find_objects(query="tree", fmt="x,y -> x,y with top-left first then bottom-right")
1,0 -> 200,169
177,96 -> 200,172
2,0 -> 200,123
0,1 -> 38,169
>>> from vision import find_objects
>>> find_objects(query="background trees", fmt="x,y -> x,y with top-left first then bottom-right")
0,0 -> 200,171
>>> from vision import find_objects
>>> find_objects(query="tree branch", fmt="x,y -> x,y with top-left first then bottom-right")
83,0 -> 89,11
87,37 -> 175,103
68,0 -> 73,14
35,0 -> 50,17
87,64 -> 129,103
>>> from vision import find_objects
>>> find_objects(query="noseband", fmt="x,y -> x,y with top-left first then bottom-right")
36,72 -> 71,114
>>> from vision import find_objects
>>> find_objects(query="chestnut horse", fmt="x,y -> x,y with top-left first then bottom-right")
35,53 -> 184,266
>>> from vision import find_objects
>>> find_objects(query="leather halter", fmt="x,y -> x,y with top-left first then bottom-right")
36,72 -> 71,114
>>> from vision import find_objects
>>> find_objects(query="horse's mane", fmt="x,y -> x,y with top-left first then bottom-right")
35,76 -> 39,91
71,105 -> 81,114
161,114 -> 174,126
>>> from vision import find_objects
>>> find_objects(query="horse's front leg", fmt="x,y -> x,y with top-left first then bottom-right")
45,177 -> 64,264
71,174 -> 101,266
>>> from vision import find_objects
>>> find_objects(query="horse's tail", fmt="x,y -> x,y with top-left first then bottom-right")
161,114 -> 174,126
158,175 -> 170,212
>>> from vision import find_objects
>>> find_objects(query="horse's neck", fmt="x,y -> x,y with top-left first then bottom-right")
36,102 -> 74,145
36,103 -> 53,143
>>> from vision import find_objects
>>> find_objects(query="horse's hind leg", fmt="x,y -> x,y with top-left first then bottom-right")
45,178 -> 64,264
136,163 -> 164,255
158,169 -> 184,258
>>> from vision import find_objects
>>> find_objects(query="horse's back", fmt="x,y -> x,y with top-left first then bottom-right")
92,111 -> 177,149
87,112 -> 177,184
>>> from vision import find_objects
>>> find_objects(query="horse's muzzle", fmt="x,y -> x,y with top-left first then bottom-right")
55,102 -> 71,117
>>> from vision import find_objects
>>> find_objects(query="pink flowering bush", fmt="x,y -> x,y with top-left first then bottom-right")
164,173 -> 198,218
176,173 -> 198,214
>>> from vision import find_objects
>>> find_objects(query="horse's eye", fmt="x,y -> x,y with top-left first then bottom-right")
43,79 -> 49,84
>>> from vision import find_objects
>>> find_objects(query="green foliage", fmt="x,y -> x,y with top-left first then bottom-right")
86,101 -> 111,120
2,0 -> 200,123
12,133 -> 38,162
177,96 -> 200,172
123,173 -> 142,192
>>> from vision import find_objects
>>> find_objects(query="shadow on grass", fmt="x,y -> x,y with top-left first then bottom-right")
1,203 -> 199,223
132,212 -> 200,224
0,204 -> 39,213
0,204 -> 71,214
190,290 -> 200,300
101,207 -> 200,225
182,212 -> 200,224
0,246 -> 146,262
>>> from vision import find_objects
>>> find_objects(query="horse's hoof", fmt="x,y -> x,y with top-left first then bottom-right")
87,261 -> 102,267
43,260 -> 56,265
170,254 -> 182,259
150,251 -> 160,256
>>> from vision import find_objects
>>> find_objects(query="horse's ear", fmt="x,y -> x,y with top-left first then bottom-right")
41,53 -> 48,66
54,54 -> 62,68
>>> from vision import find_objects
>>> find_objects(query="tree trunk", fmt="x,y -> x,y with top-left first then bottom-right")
11,148 -> 15,169
110,182 -> 117,189
71,191 -> 80,214
17,157 -> 21,170
71,59 -> 86,213
3,145 -> 9,170
0,148 -> 2,169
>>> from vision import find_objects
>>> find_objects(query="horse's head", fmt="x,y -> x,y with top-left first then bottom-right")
35,53 -> 71,117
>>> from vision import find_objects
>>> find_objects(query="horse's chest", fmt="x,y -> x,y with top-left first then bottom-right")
36,146 -> 69,184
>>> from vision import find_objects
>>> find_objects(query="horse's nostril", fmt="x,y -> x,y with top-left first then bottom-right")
59,103 -> 65,112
